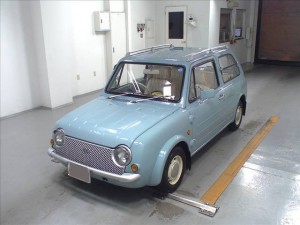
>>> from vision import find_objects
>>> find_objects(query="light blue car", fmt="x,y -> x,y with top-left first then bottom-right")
48,45 -> 247,193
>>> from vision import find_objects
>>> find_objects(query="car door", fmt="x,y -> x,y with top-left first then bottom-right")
218,53 -> 242,124
187,59 -> 228,154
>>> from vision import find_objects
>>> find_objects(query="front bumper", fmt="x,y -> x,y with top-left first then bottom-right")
48,147 -> 141,183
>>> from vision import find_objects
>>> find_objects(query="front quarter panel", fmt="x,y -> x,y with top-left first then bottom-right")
130,108 -> 191,187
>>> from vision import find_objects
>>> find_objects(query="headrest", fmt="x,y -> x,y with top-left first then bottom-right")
143,69 -> 159,75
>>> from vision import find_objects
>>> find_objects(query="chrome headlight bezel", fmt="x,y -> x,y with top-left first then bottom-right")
53,128 -> 65,147
112,145 -> 132,167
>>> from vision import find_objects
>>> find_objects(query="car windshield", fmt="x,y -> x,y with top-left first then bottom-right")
106,63 -> 185,102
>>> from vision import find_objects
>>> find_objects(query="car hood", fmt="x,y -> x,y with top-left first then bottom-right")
55,96 -> 179,148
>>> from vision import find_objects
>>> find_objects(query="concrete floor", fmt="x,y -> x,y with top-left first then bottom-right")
1,64 -> 300,224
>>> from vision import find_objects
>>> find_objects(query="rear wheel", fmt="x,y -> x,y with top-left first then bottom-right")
228,100 -> 243,131
158,146 -> 186,193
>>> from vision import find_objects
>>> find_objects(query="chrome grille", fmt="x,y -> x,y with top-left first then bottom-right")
54,136 -> 124,175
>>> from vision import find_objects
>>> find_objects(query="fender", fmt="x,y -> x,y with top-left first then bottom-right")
149,134 -> 189,186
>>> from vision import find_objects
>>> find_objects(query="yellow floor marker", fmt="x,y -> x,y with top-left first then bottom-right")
201,116 -> 280,205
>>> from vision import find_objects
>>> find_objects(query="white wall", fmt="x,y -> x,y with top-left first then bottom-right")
109,0 -> 124,12
40,1 -> 75,108
70,1 -> 107,96
30,1 -> 52,108
0,1 -> 42,117
0,0 -> 257,118
126,1 -> 156,51
154,0 -> 255,63
40,1 -> 108,103
155,1 -> 210,48
1,1 -> 108,117
208,0 -> 220,48
208,0 -> 254,64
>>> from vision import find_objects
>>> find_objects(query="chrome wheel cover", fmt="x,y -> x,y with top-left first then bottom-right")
167,155 -> 183,185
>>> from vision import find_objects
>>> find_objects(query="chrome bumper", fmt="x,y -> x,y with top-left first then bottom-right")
48,147 -> 141,183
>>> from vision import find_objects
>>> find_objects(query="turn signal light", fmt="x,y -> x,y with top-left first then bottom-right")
131,164 -> 139,173
50,139 -> 54,146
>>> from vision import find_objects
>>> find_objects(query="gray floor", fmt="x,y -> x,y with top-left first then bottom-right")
1,64 -> 300,225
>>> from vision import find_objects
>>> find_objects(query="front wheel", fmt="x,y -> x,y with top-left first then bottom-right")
228,100 -> 243,131
158,146 -> 186,193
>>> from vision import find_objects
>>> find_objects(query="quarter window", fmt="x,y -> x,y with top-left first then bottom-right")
189,61 -> 219,102
219,54 -> 240,83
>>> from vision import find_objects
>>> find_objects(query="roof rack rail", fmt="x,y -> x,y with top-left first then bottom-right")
126,44 -> 173,56
187,45 -> 227,62
209,45 -> 227,52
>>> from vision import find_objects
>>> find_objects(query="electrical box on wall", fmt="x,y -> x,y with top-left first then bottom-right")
94,11 -> 110,32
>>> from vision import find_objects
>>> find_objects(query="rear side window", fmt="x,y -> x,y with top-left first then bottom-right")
219,54 -> 240,83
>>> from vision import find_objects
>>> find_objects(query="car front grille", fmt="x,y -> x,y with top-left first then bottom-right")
54,136 -> 124,175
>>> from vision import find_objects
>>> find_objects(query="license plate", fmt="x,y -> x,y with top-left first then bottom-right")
68,163 -> 91,183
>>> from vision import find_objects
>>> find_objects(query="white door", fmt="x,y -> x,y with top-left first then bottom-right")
165,6 -> 187,47
110,13 -> 127,67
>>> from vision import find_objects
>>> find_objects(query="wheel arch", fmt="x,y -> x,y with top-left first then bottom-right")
176,141 -> 191,170
148,136 -> 190,186
240,94 -> 247,115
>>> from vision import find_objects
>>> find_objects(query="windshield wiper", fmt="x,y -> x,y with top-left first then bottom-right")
107,92 -> 134,99
130,95 -> 173,103
108,92 -> 144,100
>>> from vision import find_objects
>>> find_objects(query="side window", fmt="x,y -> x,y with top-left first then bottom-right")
189,61 -> 219,102
219,54 -> 240,83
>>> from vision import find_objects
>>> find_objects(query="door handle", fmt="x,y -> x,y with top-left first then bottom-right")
218,93 -> 225,100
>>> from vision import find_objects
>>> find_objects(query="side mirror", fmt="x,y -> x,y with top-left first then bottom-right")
200,89 -> 216,100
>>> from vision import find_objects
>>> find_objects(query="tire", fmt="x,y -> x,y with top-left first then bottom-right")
158,146 -> 186,193
228,100 -> 243,131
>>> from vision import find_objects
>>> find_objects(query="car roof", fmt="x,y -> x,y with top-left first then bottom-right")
122,45 -> 230,65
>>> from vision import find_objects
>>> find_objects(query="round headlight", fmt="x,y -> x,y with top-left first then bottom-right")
112,145 -> 132,167
54,128 -> 65,147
